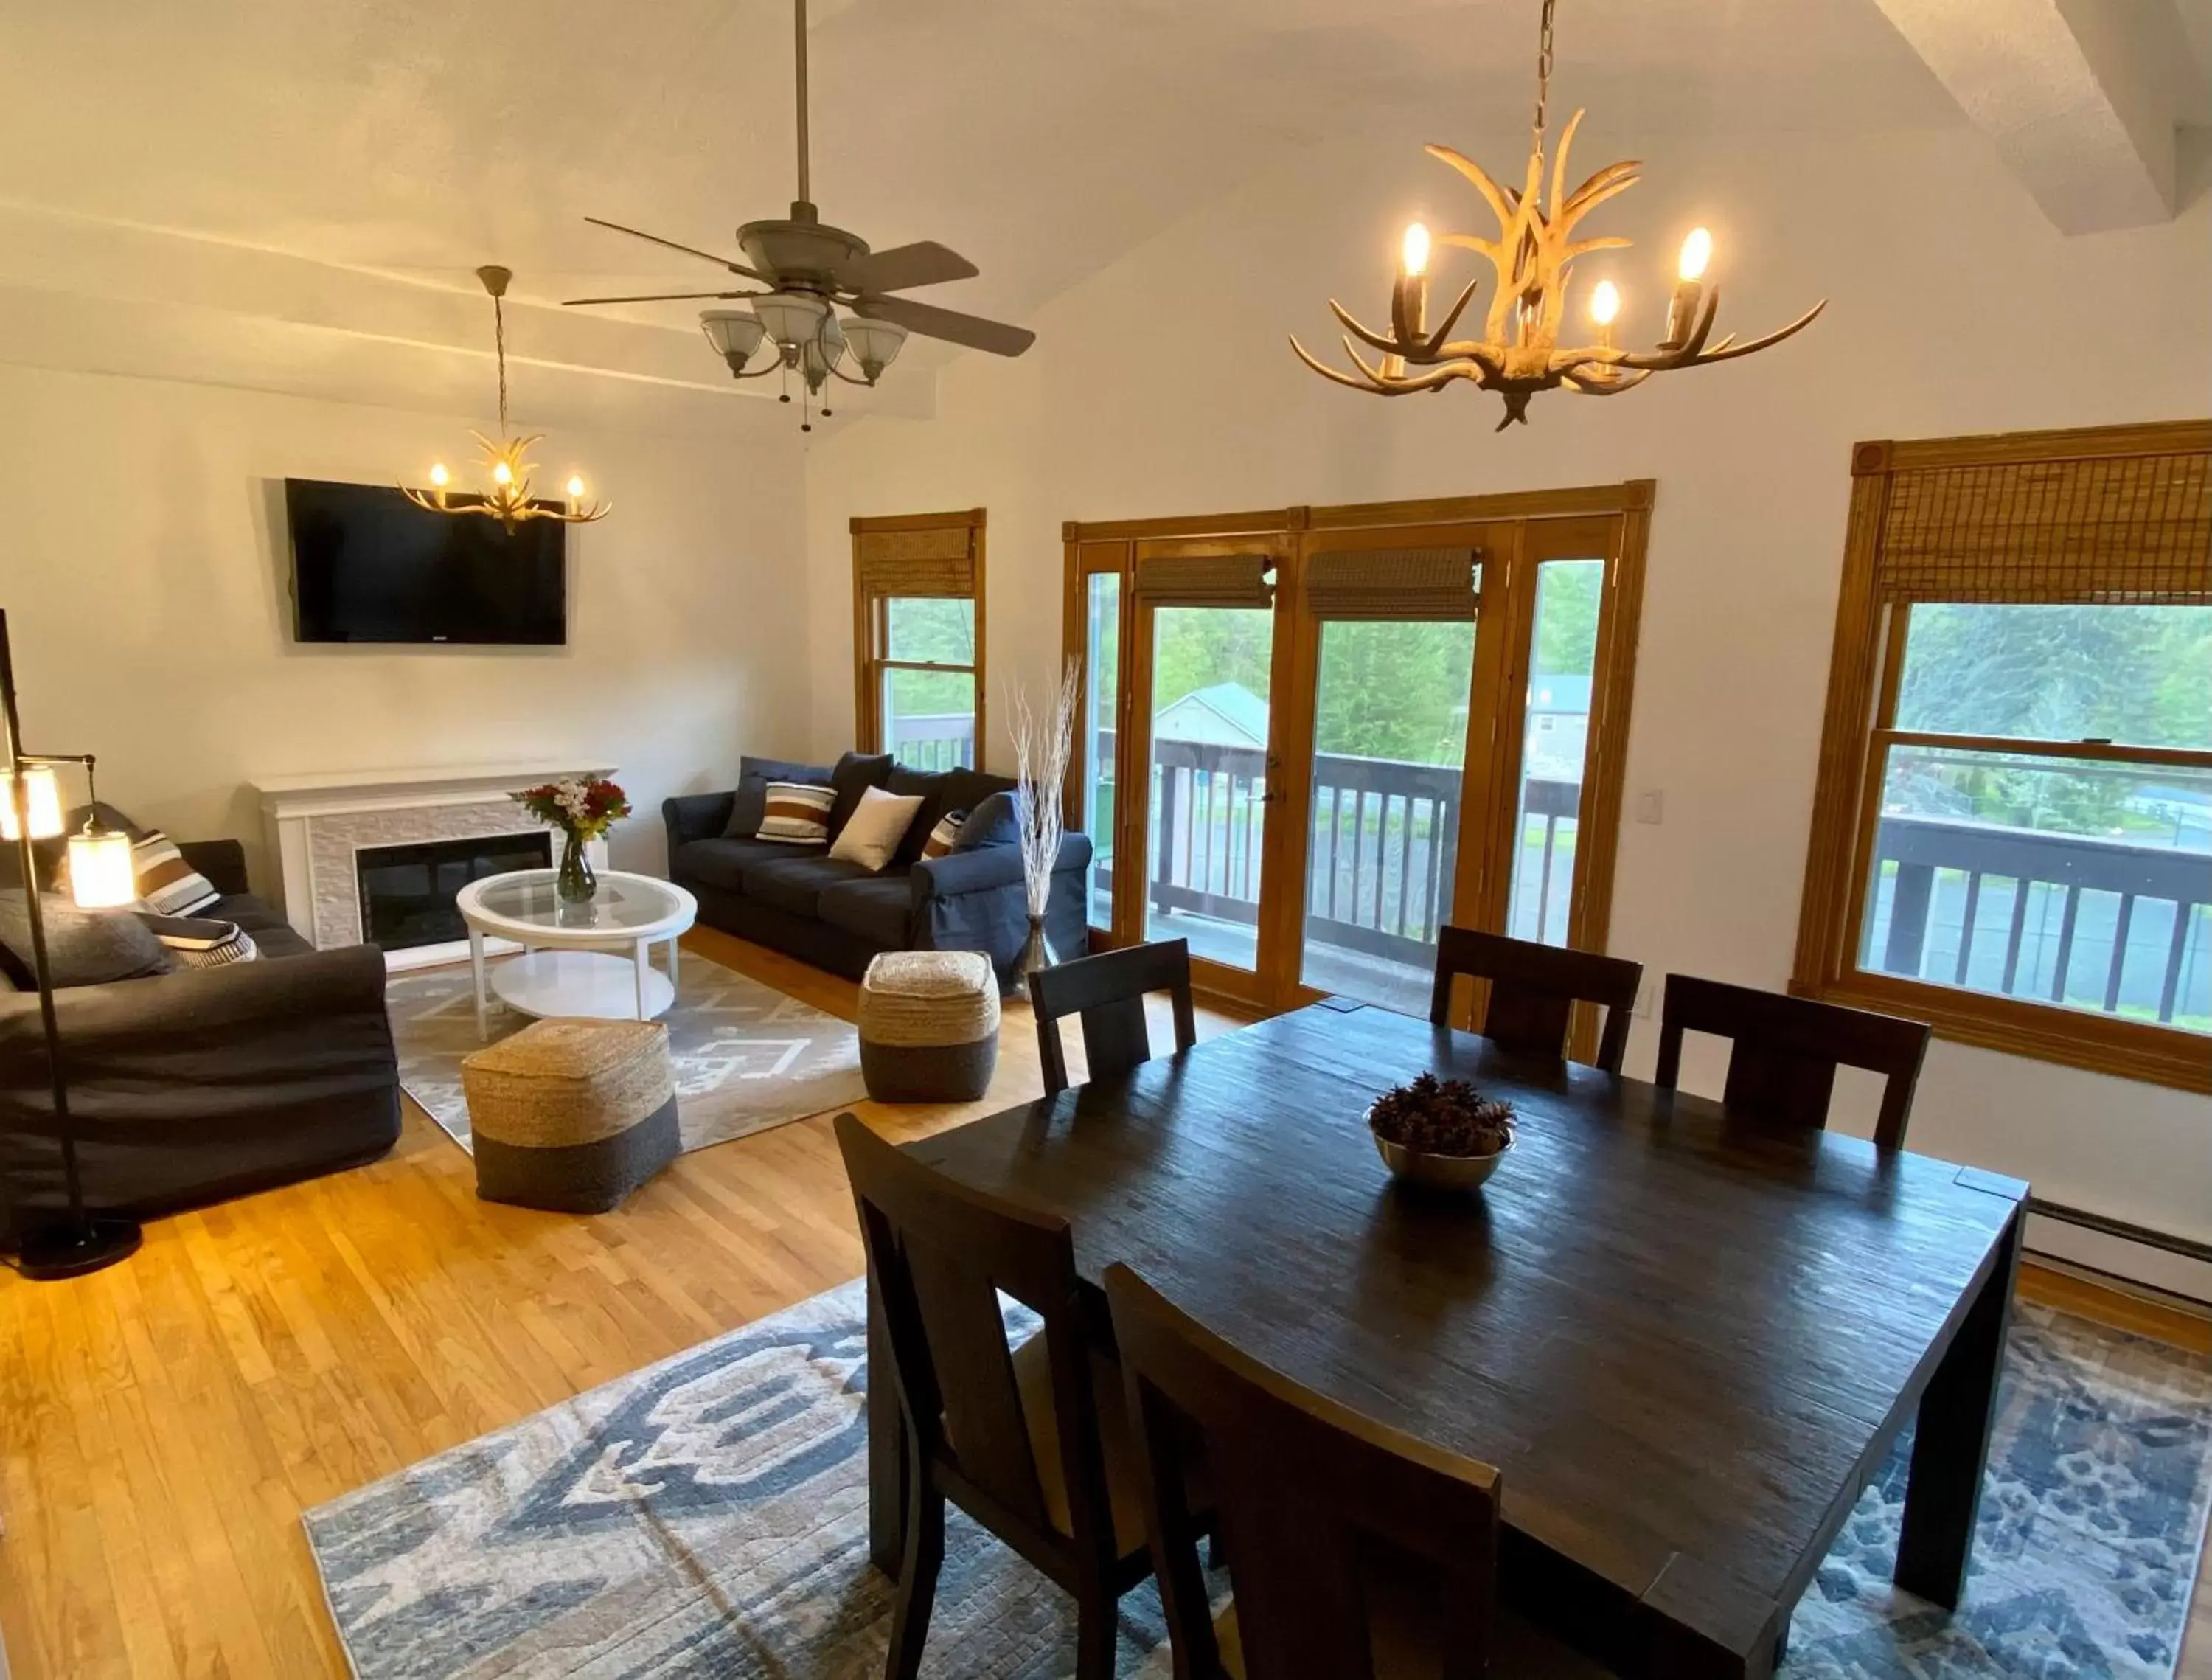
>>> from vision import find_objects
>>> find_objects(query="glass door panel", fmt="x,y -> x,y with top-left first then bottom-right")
1299,617 -> 1478,1011
1505,559 -> 1603,944
1082,572 -> 1121,929
1144,605 -> 1275,973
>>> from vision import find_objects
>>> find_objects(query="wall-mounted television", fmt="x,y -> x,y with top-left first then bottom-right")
285,478 -> 567,645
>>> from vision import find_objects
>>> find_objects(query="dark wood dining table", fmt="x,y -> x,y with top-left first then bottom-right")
867,1001 -> 2025,1680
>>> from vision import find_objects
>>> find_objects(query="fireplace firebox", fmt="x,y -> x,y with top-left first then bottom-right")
357,833 -> 552,950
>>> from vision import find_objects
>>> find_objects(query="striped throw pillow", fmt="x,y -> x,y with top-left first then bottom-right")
919,809 -> 967,861
132,831 -> 221,917
139,914 -> 259,968
756,782 -> 835,845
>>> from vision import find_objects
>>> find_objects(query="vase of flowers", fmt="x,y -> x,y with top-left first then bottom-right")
512,777 -> 631,904
1006,658 -> 1082,999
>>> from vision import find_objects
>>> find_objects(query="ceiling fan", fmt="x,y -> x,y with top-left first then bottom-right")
564,0 -> 1035,426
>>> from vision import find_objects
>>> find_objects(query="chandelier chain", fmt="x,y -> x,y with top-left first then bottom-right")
1533,0 -> 1556,148
493,295 -> 509,433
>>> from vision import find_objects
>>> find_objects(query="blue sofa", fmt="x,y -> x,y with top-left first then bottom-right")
664,757 -> 1091,987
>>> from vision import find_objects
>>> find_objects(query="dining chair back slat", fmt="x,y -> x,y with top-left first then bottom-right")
1429,926 -> 1644,1072
1652,974 -> 1930,1149
1031,940 -> 1197,1096
838,1112 -> 1135,1677
1105,1262 -> 1500,1680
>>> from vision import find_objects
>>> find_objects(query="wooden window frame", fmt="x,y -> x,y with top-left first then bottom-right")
1061,482 -> 1652,1035
1791,422 -> 2212,1094
852,509 -> 987,765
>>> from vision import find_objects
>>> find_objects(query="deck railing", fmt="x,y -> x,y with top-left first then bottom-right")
1868,813 -> 2211,1026
887,712 -> 975,772
1095,732 -> 1579,972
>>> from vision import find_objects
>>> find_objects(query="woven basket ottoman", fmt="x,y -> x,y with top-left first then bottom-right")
858,951 -> 1000,1103
462,1018 -> 679,1213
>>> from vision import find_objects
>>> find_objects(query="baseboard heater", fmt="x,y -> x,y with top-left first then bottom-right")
2027,1196 -> 2212,1270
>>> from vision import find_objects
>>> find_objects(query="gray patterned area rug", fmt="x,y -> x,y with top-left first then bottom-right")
387,957 -> 867,1156
303,1281 -> 2212,1680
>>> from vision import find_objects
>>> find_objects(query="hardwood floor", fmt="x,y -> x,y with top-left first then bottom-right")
0,926 -> 2204,1677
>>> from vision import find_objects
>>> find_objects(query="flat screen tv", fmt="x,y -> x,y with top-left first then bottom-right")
285,478 -> 567,645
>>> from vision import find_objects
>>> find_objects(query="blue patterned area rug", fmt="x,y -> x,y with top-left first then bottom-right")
304,1281 -> 2211,1680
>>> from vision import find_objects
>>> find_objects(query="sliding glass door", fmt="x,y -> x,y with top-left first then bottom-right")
1065,496 -> 1646,1020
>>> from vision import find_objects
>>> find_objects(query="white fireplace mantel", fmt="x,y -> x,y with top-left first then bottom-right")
254,760 -> 616,968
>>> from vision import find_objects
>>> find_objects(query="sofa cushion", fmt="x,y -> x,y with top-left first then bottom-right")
942,768 -> 1015,822
206,894 -> 315,959
955,788 -> 1023,851
139,913 -> 260,968
723,755 -> 832,839
0,892 -> 175,988
672,836 -> 809,896
743,854 -> 882,919
830,785 -> 927,872
827,752 -> 895,841
886,767 -> 956,865
757,782 -> 836,845
818,876 -> 916,948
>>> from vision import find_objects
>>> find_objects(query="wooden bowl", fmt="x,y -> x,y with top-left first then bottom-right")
1371,1129 -> 1514,1190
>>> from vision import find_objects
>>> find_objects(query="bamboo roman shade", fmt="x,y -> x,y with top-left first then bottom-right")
1304,547 -> 1481,620
854,523 -> 978,599
1132,553 -> 1276,608
1872,449 -> 2212,605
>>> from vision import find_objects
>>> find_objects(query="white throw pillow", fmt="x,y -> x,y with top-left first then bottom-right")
828,785 -> 926,872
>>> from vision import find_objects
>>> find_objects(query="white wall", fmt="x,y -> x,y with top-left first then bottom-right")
0,361 -> 812,884
800,124 -> 2212,1285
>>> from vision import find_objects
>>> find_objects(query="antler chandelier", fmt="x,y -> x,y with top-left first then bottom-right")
403,265 -> 610,530
1292,0 -> 1824,429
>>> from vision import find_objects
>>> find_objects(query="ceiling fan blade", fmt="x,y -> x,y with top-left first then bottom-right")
583,216 -> 769,282
854,294 -> 1035,357
562,289 -> 763,306
840,240 -> 981,294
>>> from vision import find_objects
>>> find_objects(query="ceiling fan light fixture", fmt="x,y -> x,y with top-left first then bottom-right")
753,291 -> 830,352
700,308 -> 768,372
841,316 -> 909,381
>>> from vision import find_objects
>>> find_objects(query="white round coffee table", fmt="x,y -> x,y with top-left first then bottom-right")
456,869 -> 698,1038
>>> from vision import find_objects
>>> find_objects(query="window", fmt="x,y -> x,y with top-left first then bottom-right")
1794,423 -> 2211,1092
852,510 -> 985,768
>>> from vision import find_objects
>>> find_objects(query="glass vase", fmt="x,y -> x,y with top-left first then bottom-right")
556,830 -> 597,904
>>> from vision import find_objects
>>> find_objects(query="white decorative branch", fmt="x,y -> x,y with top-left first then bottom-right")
1006,656 -> 1080,920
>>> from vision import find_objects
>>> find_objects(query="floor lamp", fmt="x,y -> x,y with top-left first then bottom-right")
1,607 -> 143,1279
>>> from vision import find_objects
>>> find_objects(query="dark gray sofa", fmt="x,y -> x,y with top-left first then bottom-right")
0,829 -> 401,1249
665,760 -> 1091,985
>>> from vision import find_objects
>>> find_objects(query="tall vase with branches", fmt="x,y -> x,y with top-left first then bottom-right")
1006,656 -> 1081,998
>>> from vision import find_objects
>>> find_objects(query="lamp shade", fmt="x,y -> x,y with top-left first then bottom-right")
842,317 -> 909,381
1,765 -> 63,841
699,308 -> 768,372
799,311 -> 847,389
751,291 -> 830,350
67,826 -> 136,909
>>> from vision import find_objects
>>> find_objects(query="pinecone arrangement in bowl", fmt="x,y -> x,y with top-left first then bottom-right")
1368,1072 -> 1516,1190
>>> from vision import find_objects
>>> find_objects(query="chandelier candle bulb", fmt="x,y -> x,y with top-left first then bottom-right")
1590,279 -> 1621,349
1663,227 -> 1712,349
428,462 -> 450,509
565,476 -> 585,516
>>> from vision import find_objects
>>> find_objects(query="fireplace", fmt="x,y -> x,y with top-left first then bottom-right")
357,832 -> 552,951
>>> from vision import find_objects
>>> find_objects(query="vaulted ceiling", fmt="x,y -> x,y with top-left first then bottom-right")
0,0 -> 2202,430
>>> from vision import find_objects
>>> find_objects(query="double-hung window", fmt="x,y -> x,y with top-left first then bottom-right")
1794,423 -> 2211,1091
852,510 -> 985,770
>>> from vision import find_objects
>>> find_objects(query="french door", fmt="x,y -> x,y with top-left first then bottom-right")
1065,490 -> 1649,1027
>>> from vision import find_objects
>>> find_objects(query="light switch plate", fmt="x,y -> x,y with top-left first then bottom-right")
1635,789 -> 1665,825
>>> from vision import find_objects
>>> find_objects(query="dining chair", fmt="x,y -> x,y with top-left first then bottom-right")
1652,973 -> 1931,1149
1103,1262 -> 1606,1680
1030,937 -> 1197,1097
1427,926 -> 1644,1072
834,1113 -> 1157,1680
